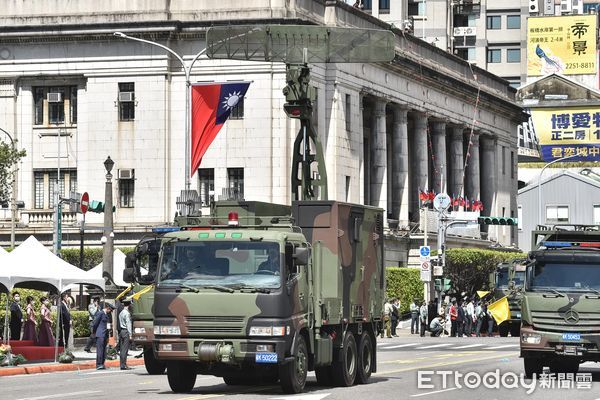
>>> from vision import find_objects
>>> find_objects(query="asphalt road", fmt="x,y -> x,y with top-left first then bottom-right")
3,335 -> 600,400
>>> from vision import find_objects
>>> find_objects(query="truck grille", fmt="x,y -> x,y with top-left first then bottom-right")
186,316 -> 244,323
184,315 -> 245,336
187,326 -> 243,334
531,311 -> 600,333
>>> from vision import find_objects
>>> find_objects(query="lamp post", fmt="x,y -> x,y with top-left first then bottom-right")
113,32 -> 209,193
537,153 -> 579,227
0,127 -> 17,249
102,156 -> 115,287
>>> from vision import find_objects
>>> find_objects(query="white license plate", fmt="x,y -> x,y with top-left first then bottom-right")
255,352 -> 278,364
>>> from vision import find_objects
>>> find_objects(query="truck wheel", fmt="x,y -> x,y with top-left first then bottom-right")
549,358 -> 579,374
332,331 -> 358,387
315,366 -> 334,386
167,361 -> 197,393
523,357 -> 543,379
280,335 -> 308,394
144,348 -> 166,375
355,332 -> 373,384
510,324 -> 520,338
498,324 -> 509,337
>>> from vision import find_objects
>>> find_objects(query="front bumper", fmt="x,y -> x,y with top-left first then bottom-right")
132,320 -> 155,346
520,326 -> 600,360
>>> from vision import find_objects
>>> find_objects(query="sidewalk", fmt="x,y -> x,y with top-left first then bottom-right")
0,346 -> 145,377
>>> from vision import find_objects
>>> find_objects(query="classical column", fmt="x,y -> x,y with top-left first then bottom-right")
464,132 -> 480,202
370,99 -> 388,215
391,105 -> 409,226
449,126 -> 465,199
412,112 -> 428,222
431,120 -> 447,194
480,135 -> 497,216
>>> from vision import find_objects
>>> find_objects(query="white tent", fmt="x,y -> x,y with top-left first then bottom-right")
0,247 -> 9,291
65,248 -> 128,291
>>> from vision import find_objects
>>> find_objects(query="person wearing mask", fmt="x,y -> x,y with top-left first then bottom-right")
118,300 -> 133,370
22,296 -> 38,343
465,298 -> 475,337
257,247 -> 281,274
84,297 -> 100,353
390,298 -> 400,337
9,292 -> 23,341
93,303 -> 115,370
59,293 -> 72,348
449,300 -> 458,337
37,297 -> 55,346
427,299 -> 437,328
382,299 -> 393,338
419,300 -> 428,337
410,299 -> 420,335
429,316 -> 444,337
457,300 -> 466,337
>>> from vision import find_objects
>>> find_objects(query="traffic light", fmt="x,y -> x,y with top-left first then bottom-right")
434,278 -> 451,291
88,200 -> 104,213
478,216 -> 518,225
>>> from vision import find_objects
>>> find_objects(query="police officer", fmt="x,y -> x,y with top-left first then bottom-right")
118,300 -> 133,370
93,303 -> 115,370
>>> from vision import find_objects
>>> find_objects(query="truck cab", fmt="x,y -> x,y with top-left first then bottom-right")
491,261 -> 525,337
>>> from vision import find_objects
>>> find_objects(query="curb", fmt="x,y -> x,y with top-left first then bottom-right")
0,357 -> 145,377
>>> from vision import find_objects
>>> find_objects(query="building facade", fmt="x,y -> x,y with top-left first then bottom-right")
0,0 -> 522,261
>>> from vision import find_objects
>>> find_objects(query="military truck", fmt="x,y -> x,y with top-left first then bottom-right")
521,225 -> 600,378
125,200 -> 384,393
490,260 -> 526,337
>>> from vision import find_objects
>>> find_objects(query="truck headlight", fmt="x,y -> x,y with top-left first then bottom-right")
521,332 -> 541,344
249,326 -> 286,336
134,327 -> 146,334
153,325 -> 181,335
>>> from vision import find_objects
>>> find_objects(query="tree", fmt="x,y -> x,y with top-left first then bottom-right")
0,141 -> 26,203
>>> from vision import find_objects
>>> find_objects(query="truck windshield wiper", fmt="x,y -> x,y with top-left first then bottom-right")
200,284 -> 235,293
180,283 -> 200,293
583,286 -> 600,296
230,285 -> 271,293
542,288 -> 566,298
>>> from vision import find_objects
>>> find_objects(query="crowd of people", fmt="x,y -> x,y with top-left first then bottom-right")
383,296 -> 498,337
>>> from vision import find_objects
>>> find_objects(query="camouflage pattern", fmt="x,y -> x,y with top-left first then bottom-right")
490,262 -> 525,337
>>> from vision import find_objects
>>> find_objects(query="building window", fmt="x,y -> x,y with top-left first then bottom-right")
362,0 -> 372,10
594,205 -> 600,225
227,168 -> 244,200
456,47 -> 476,61
507,15 -> 521,29
198,168 -> 215,206
502,146 -> 506,175
546,205 -> 569,223
33,86 -> 78,126
345,94 -> 352,132
118,82 -> 135,121
229,96 -> 244,119
487,49 -> 501,63
408,0 -> 425,17
507,49 -> 521,63
517,206 -> 523,230
379,0 -> 390,12
34,169 -> 77,209
508,80 -> 521,89
118,172 -> 135,208
486,16 -> 501,30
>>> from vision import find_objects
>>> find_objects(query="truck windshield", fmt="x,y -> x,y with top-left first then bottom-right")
158,241 -> 282,289
530,263 -> 600,290
497,271 -> 525,288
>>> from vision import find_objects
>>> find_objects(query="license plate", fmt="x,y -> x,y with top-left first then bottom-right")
562,333 -> 581,341
255,352 -> 278,364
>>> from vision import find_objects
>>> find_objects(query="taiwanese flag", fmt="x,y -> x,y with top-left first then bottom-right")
190,82 -> 251,177
419,190 -> 429,203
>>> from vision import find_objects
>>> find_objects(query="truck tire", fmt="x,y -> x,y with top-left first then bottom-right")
280,335 -> 308,394
498,323 -> 509,337
549,358 -> 579,374
144,348 -> 166,375
355,332 -> 373,384
315,366 -> 334,386
523,357 -> 543,379
167,361 -> 197,393
332,331 -> 358,387
509,324 -> 520,338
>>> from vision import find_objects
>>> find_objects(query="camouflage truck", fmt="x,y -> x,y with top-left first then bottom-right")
521,225 -> 600,378
126,200 -> 384,393
490,261 -> 526,337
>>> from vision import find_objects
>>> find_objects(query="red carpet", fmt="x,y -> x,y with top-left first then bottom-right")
9,341 -> 64,361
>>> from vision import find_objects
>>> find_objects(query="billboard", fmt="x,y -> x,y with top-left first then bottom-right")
531,107 -> 600,161
527,15 -> 597,76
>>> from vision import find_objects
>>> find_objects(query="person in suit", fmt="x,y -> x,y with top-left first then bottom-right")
22,296 -> 38,343
9,292 -> 23,341
58,293 -> 72,348
93,302 -> 115,370
118,300 -> 133,370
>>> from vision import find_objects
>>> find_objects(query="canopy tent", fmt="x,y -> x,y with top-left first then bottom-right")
64,248 -> 128,292
0,247 -> 8,293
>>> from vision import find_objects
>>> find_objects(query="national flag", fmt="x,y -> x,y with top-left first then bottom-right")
458,197 -> 465,207
419,190 -> 429,202
428,191 -> 436,201
488,296 -> 511,325
190,82 -> 251,177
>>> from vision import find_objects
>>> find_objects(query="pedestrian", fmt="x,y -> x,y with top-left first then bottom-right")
429,315 -> 444,337
118,300 -> 134,370
22,296 -> 38,343
37,297 -> 55,346
390,298 -> 400,337
58,293 -> 72,348
9,292 -> 23,341
410,298 -> 419,335
114,300 -> 125,353
457,300 -> 465,337
93,302 -> 115,370
419,300 -> 428,337
465,298 -> 474,337
382,298 -> 393,338
475,301 -> 485,337
84,297 -> 100,353
449,299 -> 458,337
427,299 -> 436,327
486,303 -> 495,337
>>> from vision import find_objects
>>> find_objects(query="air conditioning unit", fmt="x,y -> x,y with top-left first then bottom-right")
529,0 -> 539,13
453,27 -> 477,36
47,92 -> 62,103
118,92 -> 134,102
118,168 -> 134,179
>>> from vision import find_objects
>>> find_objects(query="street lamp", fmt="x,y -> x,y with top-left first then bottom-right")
113,32 -> 209,193
537,153 -> 579,227
102,156 -> 115,289
0,127 -> 17,249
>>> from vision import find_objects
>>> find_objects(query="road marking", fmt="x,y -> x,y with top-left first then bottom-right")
380,343 -> 418,349
410,388 -> 458,397
415,343 -> 452,349
486,344 -> 519,350
452,344 -> 484,349
15,391 -> 102,400
375,352 -> 519,375
270,393 -> 331,400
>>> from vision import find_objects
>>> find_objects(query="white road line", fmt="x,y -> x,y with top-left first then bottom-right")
485,344 -> 520,350
452,344 -> 485,349
380,343 -> 419,349
15,391 -> 102,400
410,387 -> 458,397
415,343 -> 452,350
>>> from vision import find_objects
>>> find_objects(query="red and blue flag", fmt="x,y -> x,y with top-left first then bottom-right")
190,81 -> 251,176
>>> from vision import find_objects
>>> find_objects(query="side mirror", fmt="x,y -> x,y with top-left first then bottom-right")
125,253 -> 136,269
293,247 -> 309,266
123,267 -> 135,283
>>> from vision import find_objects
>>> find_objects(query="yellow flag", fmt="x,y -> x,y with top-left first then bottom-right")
477,291 -> 490,299
488,296 -> 510,325
116,284 -> 134,301
130,284 -> 155,301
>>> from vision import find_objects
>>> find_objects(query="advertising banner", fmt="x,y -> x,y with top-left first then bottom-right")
527,15 -> 597,76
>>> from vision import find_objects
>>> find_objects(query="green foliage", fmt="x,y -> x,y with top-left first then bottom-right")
0,141 -> 26,203
58,350 -> 75,363
59,247 -> 134,271
385,267 -> 424,315
444,248 -> 527,297
0,307 -> 90,339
